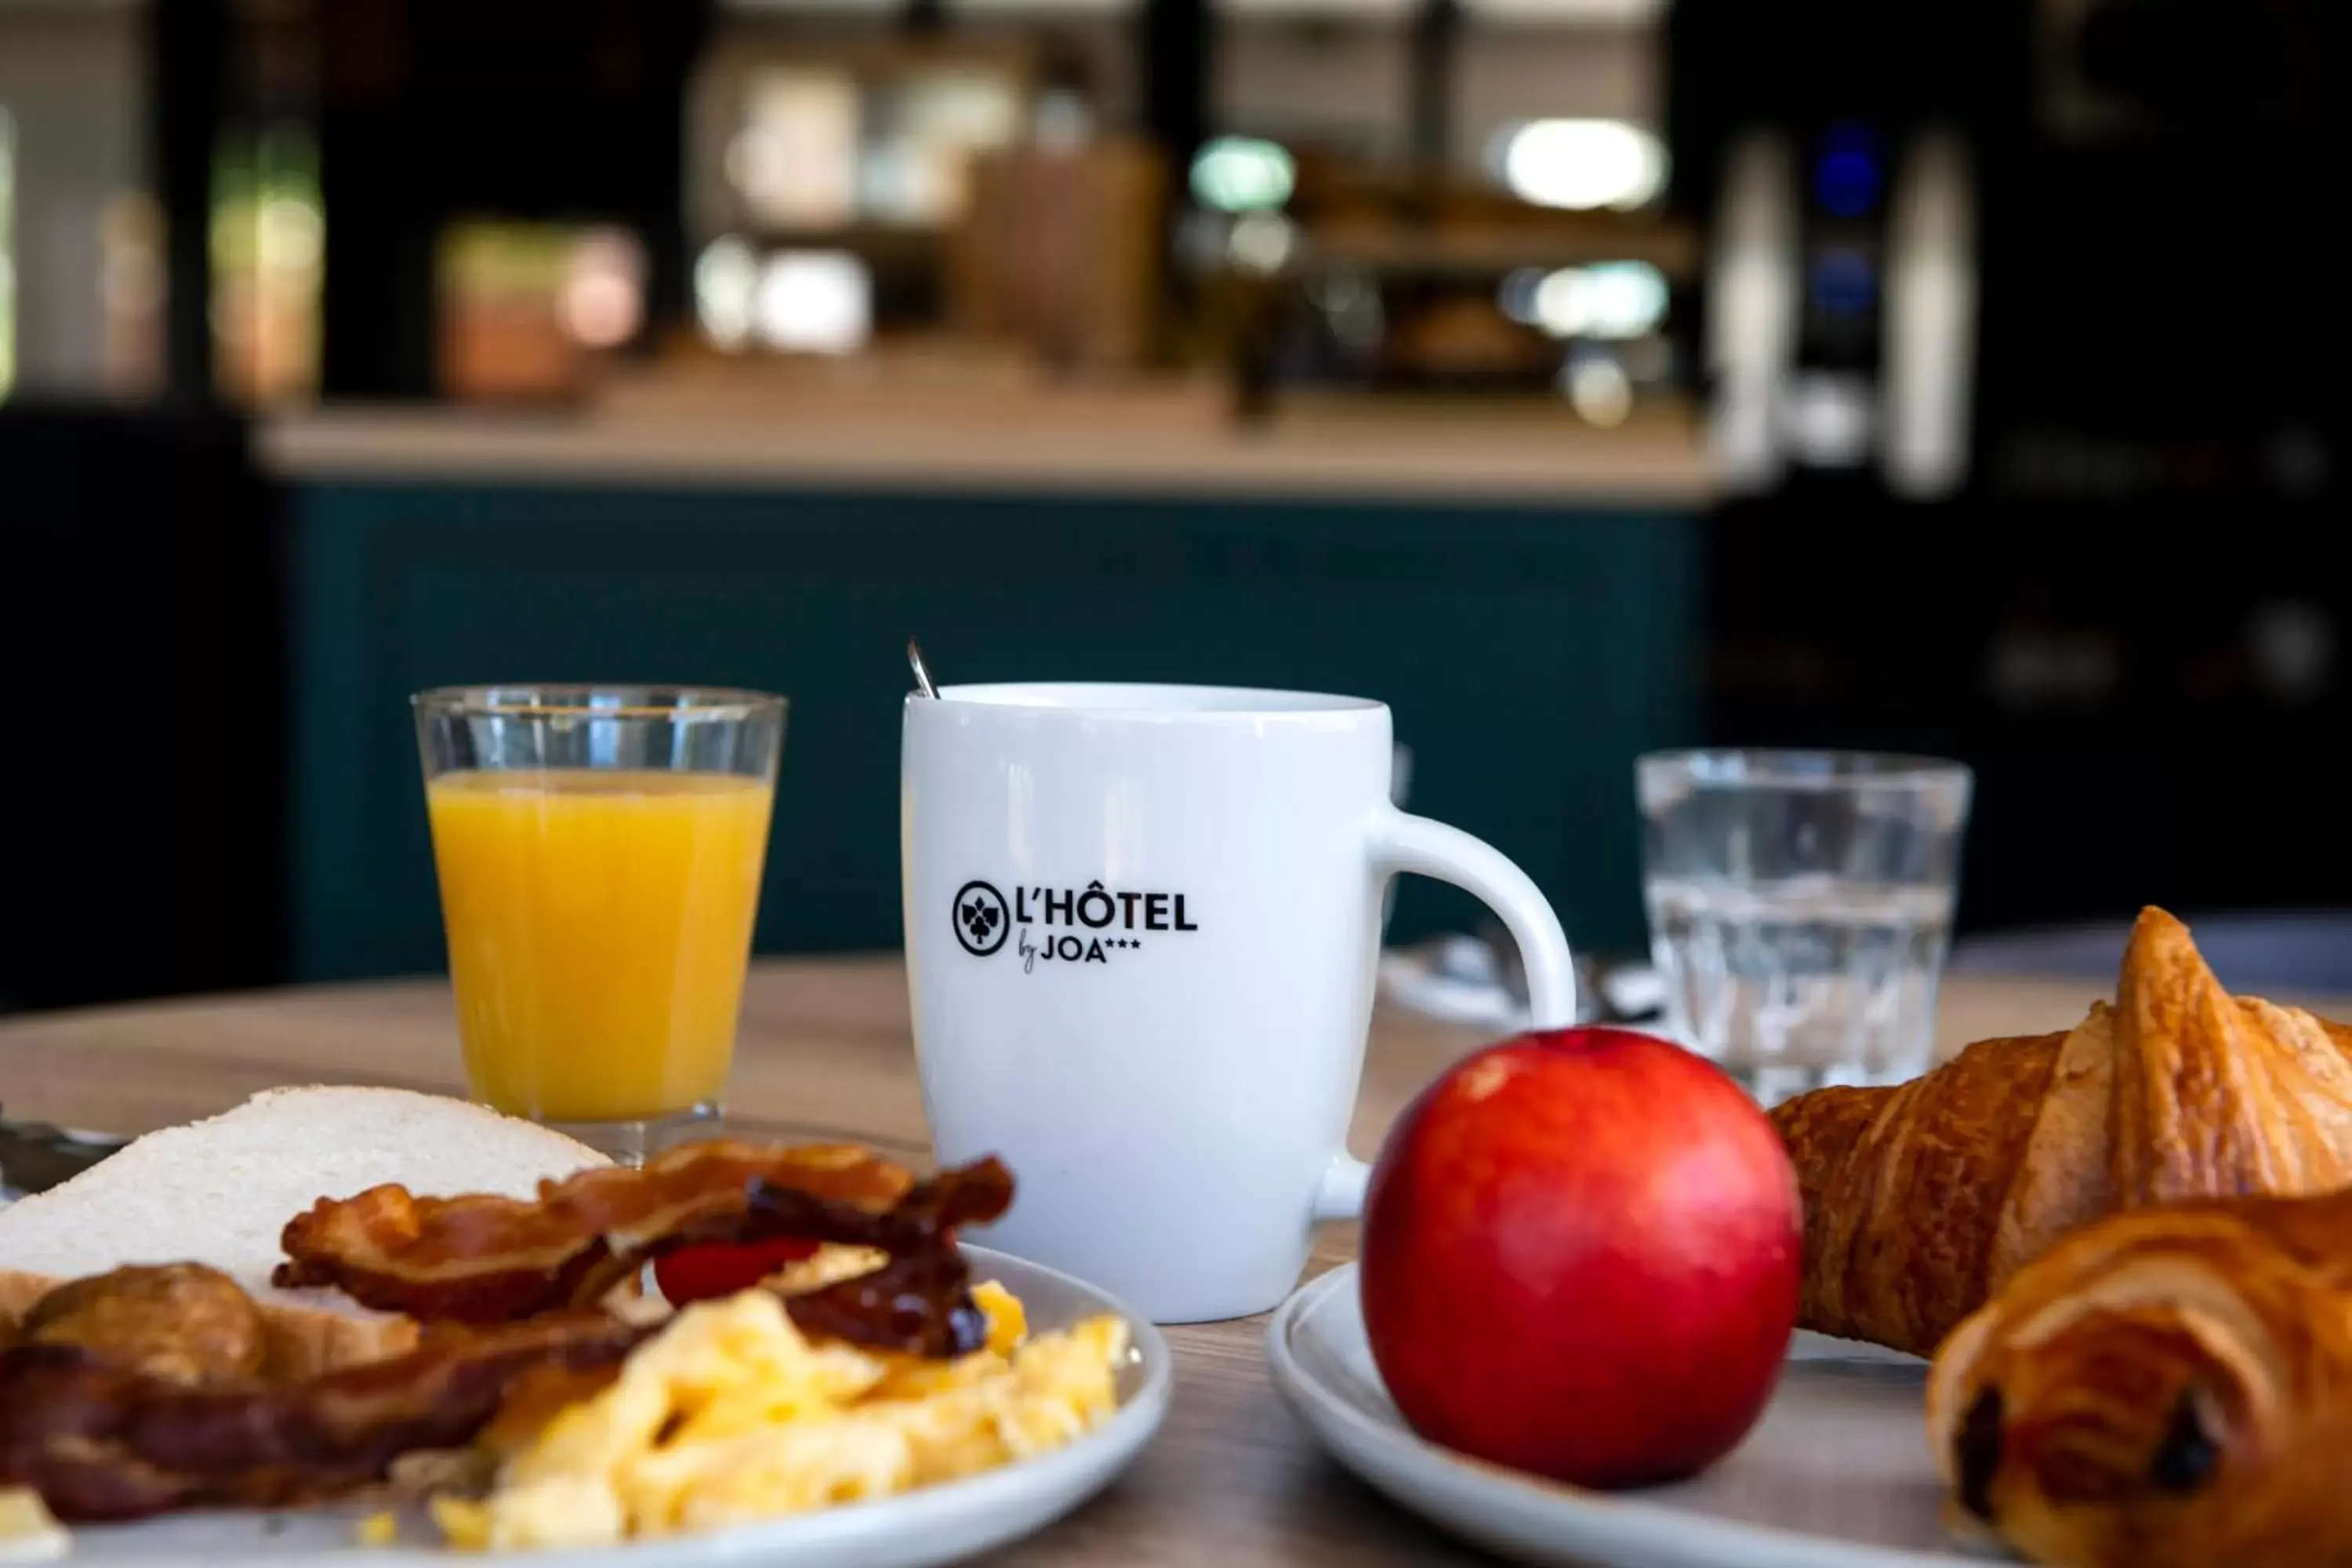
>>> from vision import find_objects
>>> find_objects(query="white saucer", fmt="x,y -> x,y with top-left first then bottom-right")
1267,1264 -> 1995,1568
60,1246 -> 1171,1567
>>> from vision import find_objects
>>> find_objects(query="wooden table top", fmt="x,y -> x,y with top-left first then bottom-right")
0,962 -> 2214,1565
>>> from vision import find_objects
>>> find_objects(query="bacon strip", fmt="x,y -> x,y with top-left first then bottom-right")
740,1157 -> 1013,1357
274,1140 -> 913,1323
274,1143 -> 1013,1356
0,1315 -> 645,1523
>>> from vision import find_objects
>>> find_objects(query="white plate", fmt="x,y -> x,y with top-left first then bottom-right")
56,1246 -> 1171,1567
1268,1264 -> 1994,1568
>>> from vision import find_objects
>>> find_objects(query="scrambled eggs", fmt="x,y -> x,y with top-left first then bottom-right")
433,1276 -> 1129,1549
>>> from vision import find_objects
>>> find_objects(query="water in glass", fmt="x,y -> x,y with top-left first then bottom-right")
1647,874 -> 1954,1104
1637,750 -> 1973,1107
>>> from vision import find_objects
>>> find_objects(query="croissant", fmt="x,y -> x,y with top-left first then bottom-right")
1923,1185 -> 2352,1567
1769,907 -> 2352,1356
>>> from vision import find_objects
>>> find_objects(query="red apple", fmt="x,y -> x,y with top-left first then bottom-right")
1359,1025 -> 1801,1489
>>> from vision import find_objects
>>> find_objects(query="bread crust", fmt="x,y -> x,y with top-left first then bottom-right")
0,1269 -> 416,1377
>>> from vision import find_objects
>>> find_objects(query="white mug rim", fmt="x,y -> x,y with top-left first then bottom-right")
917,682 -> 1387,724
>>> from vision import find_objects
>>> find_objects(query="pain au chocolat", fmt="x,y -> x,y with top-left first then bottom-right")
1926,1184 -> 2352,1568
1769,906 -> 2352,1358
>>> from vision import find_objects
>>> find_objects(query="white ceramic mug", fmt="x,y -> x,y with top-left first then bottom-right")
902,683 -> 1577,1323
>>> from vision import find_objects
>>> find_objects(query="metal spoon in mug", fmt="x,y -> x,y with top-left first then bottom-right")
907,638 -> 940,699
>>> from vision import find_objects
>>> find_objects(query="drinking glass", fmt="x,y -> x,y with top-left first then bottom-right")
1635,750 -> 1972,1105
413,685 -> 786,1161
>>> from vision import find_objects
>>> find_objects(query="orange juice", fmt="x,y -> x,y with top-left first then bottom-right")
426,769 -> 774,1122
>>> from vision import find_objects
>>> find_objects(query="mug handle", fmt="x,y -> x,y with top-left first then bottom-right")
1312,807 -> 1579,1221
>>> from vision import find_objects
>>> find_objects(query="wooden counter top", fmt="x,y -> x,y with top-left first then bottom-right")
258,397 -> 1719,506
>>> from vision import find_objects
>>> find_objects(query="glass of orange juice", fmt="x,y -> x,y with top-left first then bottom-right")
412,685 -> 786,1161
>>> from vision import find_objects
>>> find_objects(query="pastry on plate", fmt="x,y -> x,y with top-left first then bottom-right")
1771,907 -> 2352,1356
1925,1183 -> 2352,1568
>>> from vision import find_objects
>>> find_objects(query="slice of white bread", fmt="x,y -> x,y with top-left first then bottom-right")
0,1086 -> 607,1346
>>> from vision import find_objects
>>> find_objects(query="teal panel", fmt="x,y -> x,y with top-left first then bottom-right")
288,483 -> 1697,981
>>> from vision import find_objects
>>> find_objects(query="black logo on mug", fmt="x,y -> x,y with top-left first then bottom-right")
953,880 -> 1011,956
953,877 -> 1199,972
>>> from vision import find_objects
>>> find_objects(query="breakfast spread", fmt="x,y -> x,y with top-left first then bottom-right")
0,1087 -> 1132,1552
13,893 -> 2352,1566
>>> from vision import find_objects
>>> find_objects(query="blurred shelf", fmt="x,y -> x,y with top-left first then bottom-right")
260,379 -> 1716,504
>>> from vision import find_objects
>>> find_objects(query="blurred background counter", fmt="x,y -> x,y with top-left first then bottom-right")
261,385 -> 1711,501
2,0 -> 2343,1014
261,390 -> 1709,983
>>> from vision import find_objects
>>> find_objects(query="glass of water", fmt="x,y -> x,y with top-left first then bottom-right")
1636,750 -> 1973,1105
